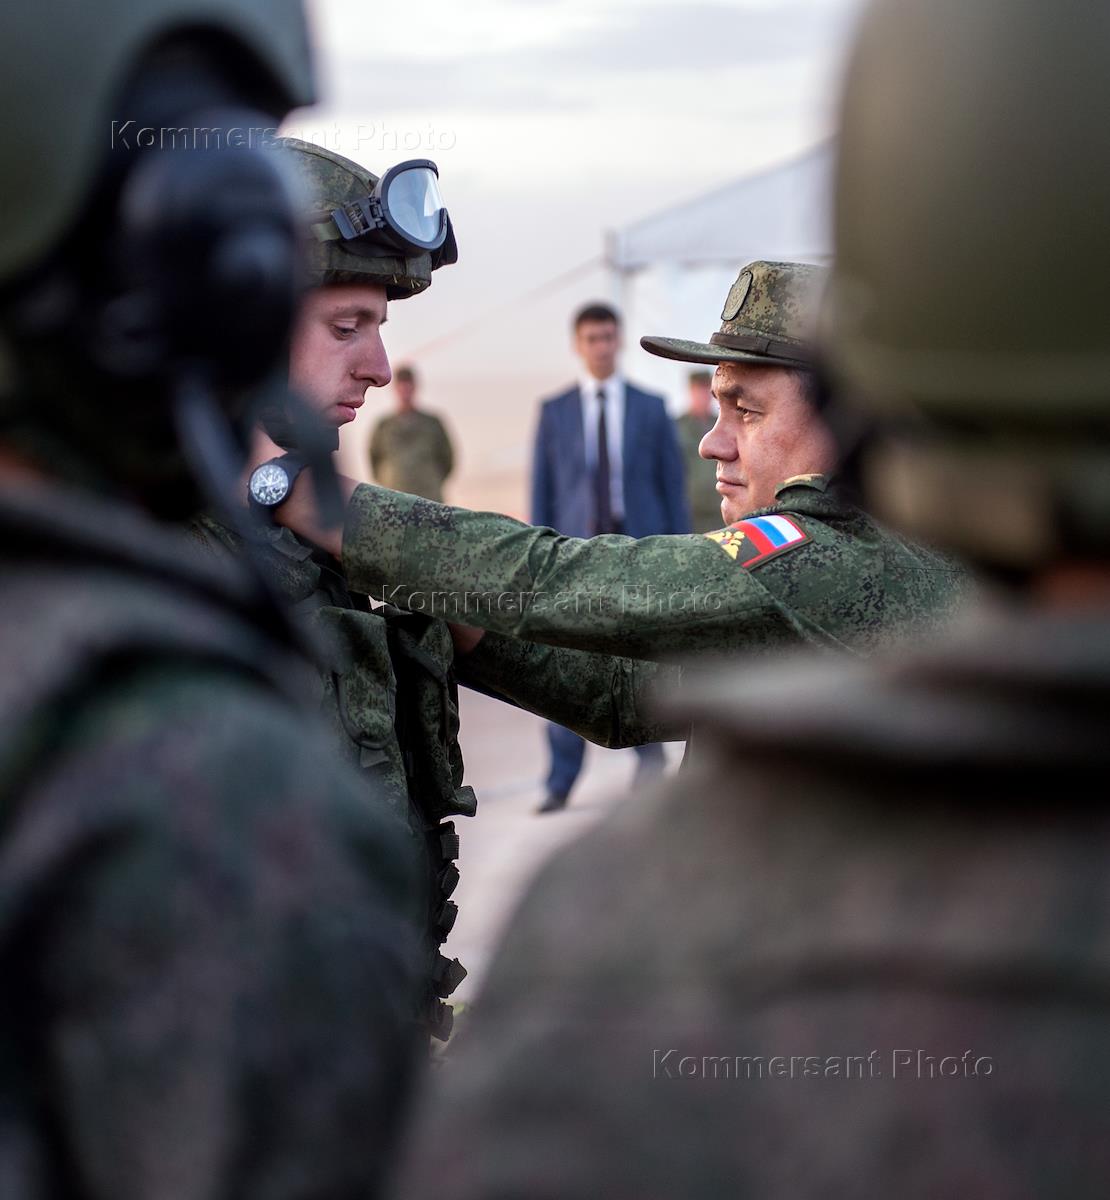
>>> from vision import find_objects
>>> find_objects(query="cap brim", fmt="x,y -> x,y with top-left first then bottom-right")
639,334 -> 802,368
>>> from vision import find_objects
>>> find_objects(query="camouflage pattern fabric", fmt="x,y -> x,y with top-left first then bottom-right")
342,474 -> 970,662
369,409 -> 455,502
395,607 -> 1110,1199
0,482 -> 423,1199
674,411 -> 721,533
280,137 -> 435,297
458,633 -> 684,749
641,260 -> 824,368
191,514 -> 474,1039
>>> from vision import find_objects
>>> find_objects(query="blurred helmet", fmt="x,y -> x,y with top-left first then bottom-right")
0,0 -> 315,518
825,0 -> 1110,566
280,138 -> 456,299
0,0 -> 314,288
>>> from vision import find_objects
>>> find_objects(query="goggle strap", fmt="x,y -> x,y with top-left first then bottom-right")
310,198 -> 389,243
329,196 -> 386,242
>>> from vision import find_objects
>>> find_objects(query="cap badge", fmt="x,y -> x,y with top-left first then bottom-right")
721,271 -> 752,322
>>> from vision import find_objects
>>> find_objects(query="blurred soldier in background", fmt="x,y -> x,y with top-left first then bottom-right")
675,368 -> 721,532
392,0 -> 1110,1196
191,138 -> 471,1042
0,3 -> 423,1195
265,261 -> 967,775
369,364 -> 456,501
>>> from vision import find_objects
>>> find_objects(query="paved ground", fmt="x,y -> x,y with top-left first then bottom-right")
447,686 -> 683,1003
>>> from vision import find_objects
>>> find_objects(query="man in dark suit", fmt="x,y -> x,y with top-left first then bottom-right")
530,302 -> 690,813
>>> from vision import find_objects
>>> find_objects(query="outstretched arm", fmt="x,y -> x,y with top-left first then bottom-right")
457,632 -> 687,748
265,469 -> 781,662
337,484 -> 775,660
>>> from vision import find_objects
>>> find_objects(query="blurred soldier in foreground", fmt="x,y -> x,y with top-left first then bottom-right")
369,364 -> 456,501
393,0 -> 1110,1195
191,138 -> 471,1041
675,368 -> 721,532
264,261 -> 967,767
0,3 -> 423,1195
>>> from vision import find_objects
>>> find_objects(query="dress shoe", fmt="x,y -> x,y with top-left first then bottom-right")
536,791 -> 568,814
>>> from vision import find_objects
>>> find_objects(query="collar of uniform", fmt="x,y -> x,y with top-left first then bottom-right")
196,512 -> 322,606
774,473 -> 831,497
263,521 -> 316,562
761,474 -> 852,520
255,524 -> 325,605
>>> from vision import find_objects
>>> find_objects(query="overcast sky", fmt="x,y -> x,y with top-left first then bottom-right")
283,0 -> 865,500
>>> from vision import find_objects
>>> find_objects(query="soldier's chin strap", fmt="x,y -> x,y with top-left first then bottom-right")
173,371 -> 252,537
173,370 -> 318,658
257,385 -> 345,530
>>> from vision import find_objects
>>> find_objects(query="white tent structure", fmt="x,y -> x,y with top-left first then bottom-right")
606,140 -> 835,410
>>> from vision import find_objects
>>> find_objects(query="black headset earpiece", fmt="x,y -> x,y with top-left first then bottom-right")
93,107 -> 301,392
101,104 -> 347,536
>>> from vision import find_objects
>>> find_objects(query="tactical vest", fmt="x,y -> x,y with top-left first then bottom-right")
191,516 -> 474,1040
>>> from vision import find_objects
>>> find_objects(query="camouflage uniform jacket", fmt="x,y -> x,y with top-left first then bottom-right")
191,514 -> 473,1038
342,474 -> 969,751
0,482 -> 422,1199
395,606 -> 1110,1199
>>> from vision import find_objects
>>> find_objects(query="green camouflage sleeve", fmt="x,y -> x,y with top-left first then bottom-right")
343,484 -> 783,660
22,667 -> 423,1199
457,631 -> 687,748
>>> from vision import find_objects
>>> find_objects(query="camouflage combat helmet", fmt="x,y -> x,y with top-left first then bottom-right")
641,261 -> 825,369
280,138 -> 441,299
0,0 -> 314,287
825,0 -> 1110,566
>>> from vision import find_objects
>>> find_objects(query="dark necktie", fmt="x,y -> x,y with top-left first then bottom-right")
594,386 -> 613,535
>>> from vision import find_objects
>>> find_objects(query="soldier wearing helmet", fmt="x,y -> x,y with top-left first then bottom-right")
391,0 -> 1110,1196
191,137 -> 470,1042
0,3 -> 424,1195
264,259 -> 968,783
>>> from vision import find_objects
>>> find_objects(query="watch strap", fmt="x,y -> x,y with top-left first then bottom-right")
249,452 -> 309,517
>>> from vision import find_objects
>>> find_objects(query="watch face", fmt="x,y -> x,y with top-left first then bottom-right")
250,462 -> 290,507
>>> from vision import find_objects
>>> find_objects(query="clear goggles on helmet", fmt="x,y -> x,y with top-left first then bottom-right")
315,159 -> 457,266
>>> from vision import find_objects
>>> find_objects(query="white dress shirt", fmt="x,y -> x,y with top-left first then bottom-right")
579,372 -> 625,522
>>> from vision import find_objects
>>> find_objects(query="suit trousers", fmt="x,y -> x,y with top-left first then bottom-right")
541,516 -> 667,797
545,722 -> 666,798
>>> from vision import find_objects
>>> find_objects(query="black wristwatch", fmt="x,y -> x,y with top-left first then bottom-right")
247,452 -> 307,519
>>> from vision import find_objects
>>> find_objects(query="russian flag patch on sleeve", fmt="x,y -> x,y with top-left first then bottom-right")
703,513 -> 809,567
